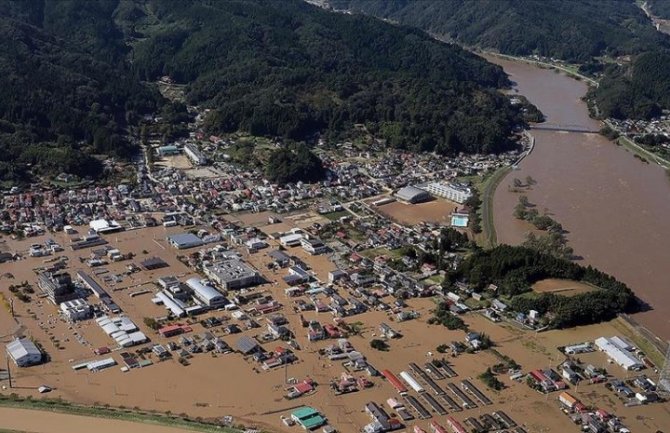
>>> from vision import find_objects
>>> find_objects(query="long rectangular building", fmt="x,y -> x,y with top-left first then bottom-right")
595,337 -> 644,370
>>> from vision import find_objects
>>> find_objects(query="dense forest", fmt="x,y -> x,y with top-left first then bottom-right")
648,0 -> 670,19
590,51 -> 670,119
0,1 -> 162,182
449,245 -> 637,328
128,0 -> 524,156
329,0 -> 669,62
330,0 -> 670,120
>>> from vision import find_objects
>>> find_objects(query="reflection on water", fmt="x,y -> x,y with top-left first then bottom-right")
487,56 -> 670,339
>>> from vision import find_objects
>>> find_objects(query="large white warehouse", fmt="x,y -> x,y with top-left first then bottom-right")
595,337 -> 643,371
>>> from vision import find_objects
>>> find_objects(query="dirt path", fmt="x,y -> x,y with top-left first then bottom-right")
0,407 -> 194,433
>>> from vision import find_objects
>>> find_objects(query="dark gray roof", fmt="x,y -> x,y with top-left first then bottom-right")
236,335 -> 260,354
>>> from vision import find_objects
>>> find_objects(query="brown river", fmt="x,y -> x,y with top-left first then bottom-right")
487,57 -> 670,340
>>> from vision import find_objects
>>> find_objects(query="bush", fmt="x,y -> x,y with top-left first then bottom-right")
370,339 -> 389,351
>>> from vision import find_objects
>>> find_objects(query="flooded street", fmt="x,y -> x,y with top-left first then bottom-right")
487,56 -> 670,339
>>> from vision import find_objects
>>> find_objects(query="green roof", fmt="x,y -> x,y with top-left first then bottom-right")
291,407 -> 325,429
300,415 -> 325,429
292,406 -> 318,420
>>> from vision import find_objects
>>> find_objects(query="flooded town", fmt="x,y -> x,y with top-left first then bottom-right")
2,1 -> 670,433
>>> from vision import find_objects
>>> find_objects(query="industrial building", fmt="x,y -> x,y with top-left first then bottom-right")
60,298 -> 93,321
167,233 -> 204,249
186,277 -> 227,308
203,258 -> 262,290
6,338 -> 43,367
89,219 -> 123,234
96,315 -> 148,348
77,270 -> 108,298
184,143 -> 207,165
394,186 -> 431,204
421,182 -> 473,204
38,271 -> 78,304
595,337 -> 644,371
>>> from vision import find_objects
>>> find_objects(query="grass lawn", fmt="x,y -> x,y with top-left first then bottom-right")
322,210 -> 351,221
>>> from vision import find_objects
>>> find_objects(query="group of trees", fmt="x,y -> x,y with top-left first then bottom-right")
450,245 -> 637,328
265,144 -> 325,184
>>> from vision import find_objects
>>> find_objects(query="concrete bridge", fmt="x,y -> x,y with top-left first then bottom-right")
530,123 -> 600,134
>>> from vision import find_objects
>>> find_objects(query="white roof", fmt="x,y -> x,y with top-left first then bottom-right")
595,337 -> 643,369
6,338 -> 41,361
186,278 -> 225,303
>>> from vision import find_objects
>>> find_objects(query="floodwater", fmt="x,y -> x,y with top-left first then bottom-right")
487,56 -> 670,340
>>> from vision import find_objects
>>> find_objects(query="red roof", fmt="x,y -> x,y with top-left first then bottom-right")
294,382 -> 313,394
382,369 -> 408,394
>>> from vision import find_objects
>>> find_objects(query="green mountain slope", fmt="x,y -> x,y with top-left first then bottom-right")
0,0 -> 161,182
0,0 -> 531,184
329,0 -> 668,62
126,0 -> 523,155
329,0 -> 670,120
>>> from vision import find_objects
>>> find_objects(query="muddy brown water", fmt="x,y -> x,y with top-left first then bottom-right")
486,56 -> 670,340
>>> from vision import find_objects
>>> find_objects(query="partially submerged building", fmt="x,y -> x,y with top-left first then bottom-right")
6,338 -> 43,367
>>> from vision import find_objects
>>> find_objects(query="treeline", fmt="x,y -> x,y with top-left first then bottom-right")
0,1 -> 163,183
590,51 -> 670,120
449,245 -> 637,328
330,0 -> 669,63
128,0 -> 523,155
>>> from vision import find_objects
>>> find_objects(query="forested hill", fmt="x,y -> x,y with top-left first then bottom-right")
0,1 -> 162,183
327,0 -> 670,120
328,0 -> 669,62
127,0 -> 521,155
648,0 -> 670,19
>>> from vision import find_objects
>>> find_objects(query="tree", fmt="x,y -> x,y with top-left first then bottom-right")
370,339 -> 389,351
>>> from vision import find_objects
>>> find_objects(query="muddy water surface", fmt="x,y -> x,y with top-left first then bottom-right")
487,56 -> 670,339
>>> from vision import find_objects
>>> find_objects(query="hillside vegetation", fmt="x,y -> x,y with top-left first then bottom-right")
0,0 -> 533,184
330,0 -> 668,62
128,0 -> 523,155
330,0 -> 670,120
0,1 -> 161,182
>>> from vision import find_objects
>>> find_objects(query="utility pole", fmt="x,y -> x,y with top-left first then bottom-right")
6,358 -> 12,389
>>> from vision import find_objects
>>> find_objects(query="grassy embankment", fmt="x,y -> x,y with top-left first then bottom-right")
0,395 -> 245,433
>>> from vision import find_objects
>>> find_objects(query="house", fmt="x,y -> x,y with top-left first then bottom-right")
6,338 -> 43,367
379,323 -> 400,339
269,249 -> 291,267
301,237 -> 328,255
236,335 -> 261,355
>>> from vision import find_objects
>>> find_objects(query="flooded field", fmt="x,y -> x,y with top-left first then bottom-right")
487,56 -> 670,340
